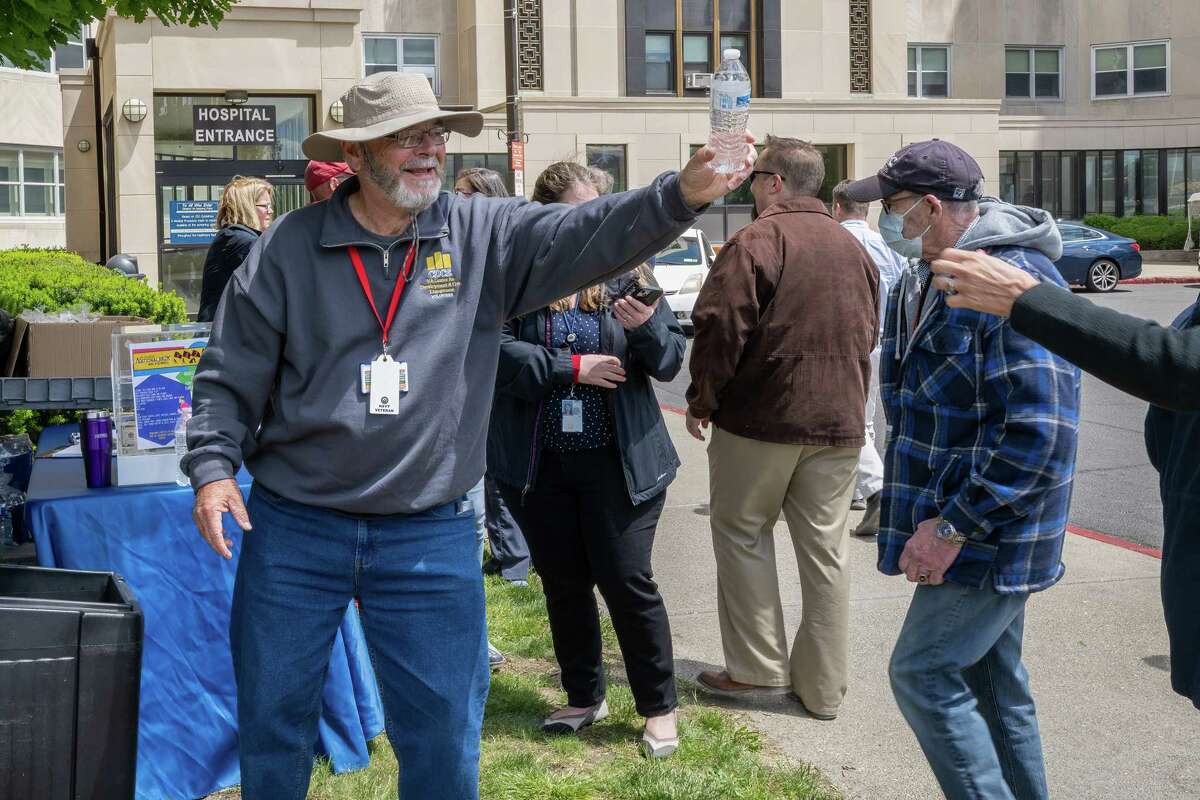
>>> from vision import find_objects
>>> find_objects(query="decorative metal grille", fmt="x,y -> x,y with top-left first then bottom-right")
518,0 -> 543,91
849,0 -> 871,93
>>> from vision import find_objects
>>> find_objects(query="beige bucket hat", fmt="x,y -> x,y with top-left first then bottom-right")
302,72 -> 484,161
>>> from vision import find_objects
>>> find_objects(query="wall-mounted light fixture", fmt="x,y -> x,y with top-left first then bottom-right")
121,98 -> 147,123
330,99 -> 345,124
77,139 -> 92,153
224,90 -> 249,106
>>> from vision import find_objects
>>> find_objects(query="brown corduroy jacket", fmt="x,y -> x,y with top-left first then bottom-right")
685,197 -> 880,447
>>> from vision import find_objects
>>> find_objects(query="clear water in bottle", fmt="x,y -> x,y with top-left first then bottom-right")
708,48 -> 751,175
175,401 -> 192,487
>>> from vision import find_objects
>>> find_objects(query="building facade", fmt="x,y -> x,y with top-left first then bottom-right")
0,0 -> 1191,311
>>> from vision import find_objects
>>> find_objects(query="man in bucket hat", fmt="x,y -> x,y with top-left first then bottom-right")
843,139 -> 1080,799
182,71 -> 754,799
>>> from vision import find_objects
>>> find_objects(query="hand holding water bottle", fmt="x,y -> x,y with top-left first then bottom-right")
678,49 -> 757,209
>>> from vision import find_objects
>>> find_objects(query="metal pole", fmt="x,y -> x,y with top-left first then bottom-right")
503,0 -> 525,196
87,37 -> 107,261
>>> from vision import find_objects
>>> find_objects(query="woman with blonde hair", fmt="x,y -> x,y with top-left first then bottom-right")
197,175 -> 274,322
487,160 -> 686,757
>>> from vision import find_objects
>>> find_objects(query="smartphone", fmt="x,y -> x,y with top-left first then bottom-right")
619,278 -> 664,306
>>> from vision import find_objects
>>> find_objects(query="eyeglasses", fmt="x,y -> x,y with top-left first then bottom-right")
381,125 -> 451,149
880,195 -> 922,215
748,170 -> 782,183
255,203 -> 272,211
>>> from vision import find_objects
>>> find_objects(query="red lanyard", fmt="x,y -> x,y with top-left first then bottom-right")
347,237 -> 418,349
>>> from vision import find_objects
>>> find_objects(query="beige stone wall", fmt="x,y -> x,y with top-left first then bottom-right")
518,97 -> 1000,203
59,71 -> 99,260
360,0 -> 461,105
71,2 -> 364,285
0,68 -> 68,249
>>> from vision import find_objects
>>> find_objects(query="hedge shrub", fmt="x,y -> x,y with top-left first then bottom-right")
0,248 -> 187,322
1081,214 -> 1190,251
0,248 -> 188,441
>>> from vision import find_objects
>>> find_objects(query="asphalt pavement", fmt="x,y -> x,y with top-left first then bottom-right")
654,282 -> 1200,549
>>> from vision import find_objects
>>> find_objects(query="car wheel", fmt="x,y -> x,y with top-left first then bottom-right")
1085,259 -> 1120,293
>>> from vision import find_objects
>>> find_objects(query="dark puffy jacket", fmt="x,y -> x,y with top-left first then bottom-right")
487,281 -> 685,506
197,224 -> 261,322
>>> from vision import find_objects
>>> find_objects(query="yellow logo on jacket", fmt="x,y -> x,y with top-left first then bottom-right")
422,251 -> 460,298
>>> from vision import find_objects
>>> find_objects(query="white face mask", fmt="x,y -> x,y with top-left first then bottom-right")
879,197 -> 932,259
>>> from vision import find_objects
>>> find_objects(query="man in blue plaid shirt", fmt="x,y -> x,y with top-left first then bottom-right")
842,140 -> 1080,800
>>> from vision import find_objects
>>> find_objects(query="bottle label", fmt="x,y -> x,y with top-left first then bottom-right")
715,91 -> 751,111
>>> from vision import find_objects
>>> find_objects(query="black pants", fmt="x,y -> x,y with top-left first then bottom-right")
483,474 -> 531,581
500,447 -> 677,717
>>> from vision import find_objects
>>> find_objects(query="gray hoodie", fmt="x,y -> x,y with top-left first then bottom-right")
895,198 -> 1063,353
182,173 -> 699,514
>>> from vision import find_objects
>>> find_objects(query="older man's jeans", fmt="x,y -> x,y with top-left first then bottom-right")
888,583 -> 1048,800
231,484 -> 489,800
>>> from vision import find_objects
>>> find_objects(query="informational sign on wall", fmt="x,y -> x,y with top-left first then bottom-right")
168,200 -> 220,245
192,105 -> 277,146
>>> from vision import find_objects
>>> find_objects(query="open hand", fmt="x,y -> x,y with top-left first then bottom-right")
678,132 -> 757,209
193,478 -> 252,559
577,354 -> 626,388
898,517 -> 962,586
685,411 -> 710,441
612,295 -> 658,330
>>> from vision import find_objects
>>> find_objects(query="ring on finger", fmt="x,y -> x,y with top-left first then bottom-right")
917,573 -> 929,584
943,277 -> 957,296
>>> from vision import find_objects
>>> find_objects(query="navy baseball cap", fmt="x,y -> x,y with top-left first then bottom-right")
842,139 -> 984,203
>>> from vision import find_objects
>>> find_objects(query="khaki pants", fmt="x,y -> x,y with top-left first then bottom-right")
708,425 -> 858,716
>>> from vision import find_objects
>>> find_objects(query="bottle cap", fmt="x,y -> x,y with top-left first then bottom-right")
723,48 -> 741,60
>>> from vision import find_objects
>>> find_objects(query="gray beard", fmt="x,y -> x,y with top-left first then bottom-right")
361,147 -> 442,213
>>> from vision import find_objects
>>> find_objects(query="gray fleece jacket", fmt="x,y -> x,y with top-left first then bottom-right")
182,173 -> 700,514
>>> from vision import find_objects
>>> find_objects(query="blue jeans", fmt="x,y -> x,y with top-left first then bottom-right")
888,584 -> 1048,800
231,484 -> 489,800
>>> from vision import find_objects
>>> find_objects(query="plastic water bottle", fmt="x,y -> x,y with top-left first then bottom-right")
708,49 -> 751,174
174,401 -> 192,487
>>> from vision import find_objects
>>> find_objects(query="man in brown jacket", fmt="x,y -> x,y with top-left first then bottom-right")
686,136 -> 879,719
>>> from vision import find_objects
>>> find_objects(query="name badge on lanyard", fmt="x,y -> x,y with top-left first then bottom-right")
348,230 -> 418,416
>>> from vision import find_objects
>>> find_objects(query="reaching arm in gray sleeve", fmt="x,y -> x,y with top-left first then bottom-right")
495,172 -> 700,320
1011,281 -> 1200,411
181,233 -> 286,490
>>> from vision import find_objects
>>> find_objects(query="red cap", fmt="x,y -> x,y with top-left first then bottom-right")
304,161 -> 353,193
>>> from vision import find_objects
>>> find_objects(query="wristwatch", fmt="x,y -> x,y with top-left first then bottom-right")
935,518 -> 967,546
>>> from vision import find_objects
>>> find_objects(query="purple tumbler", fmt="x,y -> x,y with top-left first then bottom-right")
80,410 -> 114,489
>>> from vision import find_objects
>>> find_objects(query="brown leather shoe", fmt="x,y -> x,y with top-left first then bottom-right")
696,670 -> 790,699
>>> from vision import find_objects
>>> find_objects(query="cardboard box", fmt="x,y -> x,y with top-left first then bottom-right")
3,317 -> 149,378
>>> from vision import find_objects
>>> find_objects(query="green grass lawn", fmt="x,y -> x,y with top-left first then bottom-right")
211,576 -> 840,800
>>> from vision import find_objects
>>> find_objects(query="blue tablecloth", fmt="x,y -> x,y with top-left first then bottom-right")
26,425 -> 385,799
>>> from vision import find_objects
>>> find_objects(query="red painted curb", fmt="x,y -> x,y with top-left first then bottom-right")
1120,276 -> 1198,285
1067,524 -> 1162,559
660,403 -> 687,416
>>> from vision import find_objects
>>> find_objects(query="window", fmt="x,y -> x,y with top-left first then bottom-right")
631,0 -> 761,98
1040,152 -> 1060,217
1059,225 -> 1102,242
1005,48 -> 1061,99
1093,41 -> 1168,98
0,26 -> 86,73
1084,151 -> 1099,215
1060,151 -> 1079,219
1141,150 -> 1160,215
999,152 -> 1016,204
908,46 -> 949,98
153,95 -> 313,162
1166,149 -> 1186,215
363,35 -> 439,94
1015,152 -> 1035,207
1100,151 -> 1117,214
683,33 -> 711,79
0,146 -> 64,216
1122,150 -> 1139,213
443,153 -> 512,192
645,33 -> 675,93
585,145 -> 627,194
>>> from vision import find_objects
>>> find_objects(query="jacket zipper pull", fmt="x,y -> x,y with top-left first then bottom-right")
382,248 -> 391,279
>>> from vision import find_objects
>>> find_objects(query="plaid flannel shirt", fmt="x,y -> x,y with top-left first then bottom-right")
877,245 -> 1081,594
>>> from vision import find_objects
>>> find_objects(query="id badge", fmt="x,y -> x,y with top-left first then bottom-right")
562,399 -> 583,432
360,362 -> 372,394
369,355 -> 401,415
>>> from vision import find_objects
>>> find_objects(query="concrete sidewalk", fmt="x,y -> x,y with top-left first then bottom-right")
652,411 -> 1200,800
1126,261 -> 1199,283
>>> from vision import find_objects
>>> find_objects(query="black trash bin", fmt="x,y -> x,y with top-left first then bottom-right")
0,565 -> 143,800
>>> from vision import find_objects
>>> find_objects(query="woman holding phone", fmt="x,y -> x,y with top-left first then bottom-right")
487,161 -> 686,757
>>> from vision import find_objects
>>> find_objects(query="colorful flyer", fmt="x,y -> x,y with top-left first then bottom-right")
128,338 -> 208,450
